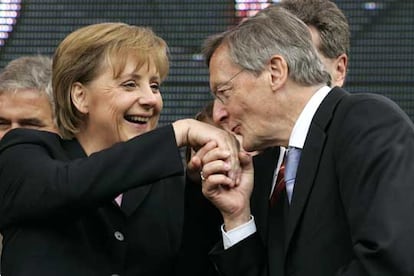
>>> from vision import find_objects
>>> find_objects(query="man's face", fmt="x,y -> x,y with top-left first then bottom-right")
209,43 -> 276,152
212,29 -> 342,150
0,89 -> 57,139
308,25 -> 347,87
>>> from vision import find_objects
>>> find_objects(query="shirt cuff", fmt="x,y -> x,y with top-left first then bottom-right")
222,215 -> 257,250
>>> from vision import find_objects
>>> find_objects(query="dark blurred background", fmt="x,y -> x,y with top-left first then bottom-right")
1,0 -> 413,124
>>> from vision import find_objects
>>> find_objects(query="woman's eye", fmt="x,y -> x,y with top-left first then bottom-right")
123,81 -> 137,89
150,83 -> 160,92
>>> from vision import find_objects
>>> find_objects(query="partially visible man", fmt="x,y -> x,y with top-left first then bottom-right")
201,5 -> 414,276
0,55 -> 57,139
278,0 -> 349,87
0,55 -> 57,273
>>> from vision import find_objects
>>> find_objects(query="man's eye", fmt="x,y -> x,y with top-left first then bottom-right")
25,124 -> 45,129
0,120 -> 10,128
216,88 -> 225,96
218,88 -> 231,97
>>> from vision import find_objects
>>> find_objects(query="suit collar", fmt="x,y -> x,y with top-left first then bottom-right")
120,184 -> 152,216
289,85 -> 331,149
285,87 -> 348,252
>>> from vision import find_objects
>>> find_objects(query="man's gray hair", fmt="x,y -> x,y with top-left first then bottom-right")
0,55 -> 54,115
203,6 -> 330,86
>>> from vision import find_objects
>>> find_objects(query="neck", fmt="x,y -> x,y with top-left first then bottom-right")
275,82 -> 325,147
75,124 -> 111,156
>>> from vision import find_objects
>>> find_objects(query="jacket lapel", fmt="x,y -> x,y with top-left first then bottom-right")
285,87 -> 347,252
120,184 -> 152,216
251,147 -> 280,242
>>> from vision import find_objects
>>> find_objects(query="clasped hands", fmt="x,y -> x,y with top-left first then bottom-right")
187,135 -> 254,231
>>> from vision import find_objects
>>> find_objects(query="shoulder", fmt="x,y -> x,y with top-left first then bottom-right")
330,87 -> 412,126
0,129 -> 62,153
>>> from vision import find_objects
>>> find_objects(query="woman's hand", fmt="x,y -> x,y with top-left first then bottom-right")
173,119 -> 241,183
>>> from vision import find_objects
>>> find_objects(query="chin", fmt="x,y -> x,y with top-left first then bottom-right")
243,139 -> 262,153
242,142 -> 254,152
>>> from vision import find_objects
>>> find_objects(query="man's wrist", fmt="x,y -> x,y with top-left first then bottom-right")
223,211 -> 251,231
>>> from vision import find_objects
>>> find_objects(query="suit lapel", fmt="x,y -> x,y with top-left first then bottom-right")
120,184 -> 152,216
285,87 -> 347,252
251,147 -> 280,243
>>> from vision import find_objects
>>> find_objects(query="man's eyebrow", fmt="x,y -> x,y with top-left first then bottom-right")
18,118 -> 46,126
213,79 -> 232,92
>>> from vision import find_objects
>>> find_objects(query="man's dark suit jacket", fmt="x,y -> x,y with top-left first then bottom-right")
209,87 -> 414,276
0,125 -> 187,276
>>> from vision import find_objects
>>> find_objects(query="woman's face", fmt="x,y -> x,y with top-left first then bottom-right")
79,57 -> 163,149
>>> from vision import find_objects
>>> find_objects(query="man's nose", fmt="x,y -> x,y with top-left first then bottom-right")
212,99 -> 229,126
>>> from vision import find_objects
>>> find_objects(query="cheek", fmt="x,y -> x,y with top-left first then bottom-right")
230,95 -> 248,115
88,92 -> 116,114
106,93 -> 132,114
154,94 -> 163,114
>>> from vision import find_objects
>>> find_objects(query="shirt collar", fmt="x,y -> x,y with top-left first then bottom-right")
289,85 -> 331,149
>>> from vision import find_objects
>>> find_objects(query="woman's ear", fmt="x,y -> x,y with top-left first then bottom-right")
71,82 -> 89,114
269,55 -> 288,91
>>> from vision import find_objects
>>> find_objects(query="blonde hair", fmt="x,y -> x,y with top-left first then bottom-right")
53,22 -> 169,139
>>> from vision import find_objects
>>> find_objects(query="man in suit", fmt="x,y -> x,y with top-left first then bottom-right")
202,1 -> 350,274
183,2 -> 351,275
278,0 -> 349,88
200,5 -> 414,276
0,55 -> 57,274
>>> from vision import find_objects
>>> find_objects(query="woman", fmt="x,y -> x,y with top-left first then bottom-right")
0,23 -> 239,276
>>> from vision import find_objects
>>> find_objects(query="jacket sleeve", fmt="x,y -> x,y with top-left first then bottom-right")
209,233 -> 266,276
0,125 -> 184,227
334,94 -> 414,275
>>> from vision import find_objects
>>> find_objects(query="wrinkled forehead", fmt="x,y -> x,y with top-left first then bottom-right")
209,45 -> 241,86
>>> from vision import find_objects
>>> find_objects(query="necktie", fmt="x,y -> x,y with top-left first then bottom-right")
270,156 -> 286,206
285,147 -> 301,203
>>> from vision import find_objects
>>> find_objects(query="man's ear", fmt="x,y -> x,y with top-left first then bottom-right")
332,53 -> 348,87
71,82 -> 89,114
269,55 -> 288,91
